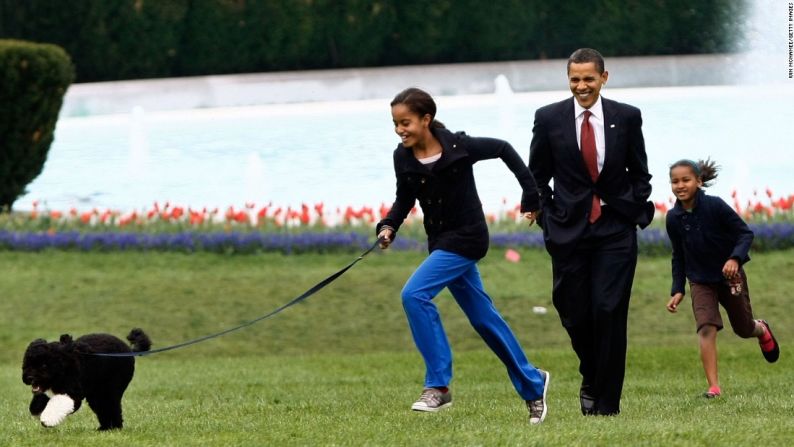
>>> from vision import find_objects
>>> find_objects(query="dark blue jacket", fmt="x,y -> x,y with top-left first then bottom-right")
665,189 -> 754,295
377,127 -> 539,260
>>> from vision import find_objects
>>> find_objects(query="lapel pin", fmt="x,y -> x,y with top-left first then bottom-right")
609,124 -> 616,128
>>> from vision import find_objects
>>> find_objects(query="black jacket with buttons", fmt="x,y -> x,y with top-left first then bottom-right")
376,127 -> 540,260
666,189 -> 754,295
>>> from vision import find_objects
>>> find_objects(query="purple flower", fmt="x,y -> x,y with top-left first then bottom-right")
1,223 -> 792,254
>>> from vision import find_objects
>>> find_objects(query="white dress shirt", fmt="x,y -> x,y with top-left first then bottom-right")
574,97 -> 605,173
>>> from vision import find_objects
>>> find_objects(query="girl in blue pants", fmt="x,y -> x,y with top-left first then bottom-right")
376,87 -> 549,425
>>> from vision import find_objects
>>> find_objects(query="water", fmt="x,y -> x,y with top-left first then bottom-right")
16,84 -> 794,214
735,0 -> 788,85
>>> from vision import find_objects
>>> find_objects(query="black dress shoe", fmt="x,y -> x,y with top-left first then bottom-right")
580,390 -> 597,416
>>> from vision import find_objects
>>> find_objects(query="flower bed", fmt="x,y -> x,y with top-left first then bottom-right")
0,230 -> 424,254
2,191 -> 792,254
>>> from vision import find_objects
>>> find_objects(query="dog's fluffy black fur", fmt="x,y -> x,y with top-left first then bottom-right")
22,328 -> 151,430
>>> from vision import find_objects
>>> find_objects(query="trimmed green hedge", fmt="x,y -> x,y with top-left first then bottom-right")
0,0 -> 746,83
0,39 -> 74,210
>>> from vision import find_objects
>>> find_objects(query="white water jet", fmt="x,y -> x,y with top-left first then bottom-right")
493,74 -> 514,96
736,1 -> 786,84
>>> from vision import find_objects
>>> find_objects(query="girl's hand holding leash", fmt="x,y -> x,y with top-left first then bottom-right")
378,227 -> 394,249
667,293 -> 684,313
522,210 -> 541,227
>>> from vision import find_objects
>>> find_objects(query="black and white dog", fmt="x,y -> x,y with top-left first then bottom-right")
22,328 -> 151,430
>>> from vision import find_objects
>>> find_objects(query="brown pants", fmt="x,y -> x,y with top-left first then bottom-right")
690,269 -> 756,337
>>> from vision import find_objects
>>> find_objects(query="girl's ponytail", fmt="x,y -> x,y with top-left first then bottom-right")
697,158 -> 719,187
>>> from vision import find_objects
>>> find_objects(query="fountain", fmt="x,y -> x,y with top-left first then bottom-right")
14,1 -> 791,213
735,0 -> 788,85
493,74 -> 513,96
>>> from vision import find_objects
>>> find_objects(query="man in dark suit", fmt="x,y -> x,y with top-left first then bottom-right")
527,48 -> 654,416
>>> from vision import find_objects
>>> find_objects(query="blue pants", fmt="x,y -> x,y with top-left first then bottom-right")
401,249 -> 545,401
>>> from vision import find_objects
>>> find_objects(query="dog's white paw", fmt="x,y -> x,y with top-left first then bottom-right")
40,394 -> 74,427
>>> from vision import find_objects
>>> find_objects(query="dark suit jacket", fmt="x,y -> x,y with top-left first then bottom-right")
529,97 -> 654,258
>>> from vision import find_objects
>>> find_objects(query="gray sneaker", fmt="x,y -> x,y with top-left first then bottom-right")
526,370 -> 550,424
411,388 -> 452,412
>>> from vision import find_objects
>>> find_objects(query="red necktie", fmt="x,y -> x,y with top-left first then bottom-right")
581,110 -> 601,223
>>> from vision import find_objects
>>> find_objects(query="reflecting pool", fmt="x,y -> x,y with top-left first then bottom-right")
17,84 -> 794,213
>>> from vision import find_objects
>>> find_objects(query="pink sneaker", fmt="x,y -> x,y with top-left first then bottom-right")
703,386 -> 721,399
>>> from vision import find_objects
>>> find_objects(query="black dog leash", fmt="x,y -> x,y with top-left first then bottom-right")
93,238 -> 382,357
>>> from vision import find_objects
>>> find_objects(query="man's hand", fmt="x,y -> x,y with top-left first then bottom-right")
522,209 -> 541,227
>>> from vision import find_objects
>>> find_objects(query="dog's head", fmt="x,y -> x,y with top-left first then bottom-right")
22,335 -> 82,394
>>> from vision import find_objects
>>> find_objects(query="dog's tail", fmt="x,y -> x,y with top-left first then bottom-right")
127,328 -> 152,353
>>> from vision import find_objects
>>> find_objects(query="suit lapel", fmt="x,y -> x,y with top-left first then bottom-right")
602,97 -> 618,177
560,98 -> 589,177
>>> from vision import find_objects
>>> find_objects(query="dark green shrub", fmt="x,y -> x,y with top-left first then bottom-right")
177,0 -> 307,75
0,0 -> 188,81
0,0 -> 749,82
0,39 -> 74,211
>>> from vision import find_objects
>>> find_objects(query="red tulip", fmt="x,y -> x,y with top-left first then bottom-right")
257,206 -> 269,219
379,203 -> 390,219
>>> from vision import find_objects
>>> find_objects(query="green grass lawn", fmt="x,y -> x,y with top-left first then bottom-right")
1,249 -> 792,446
